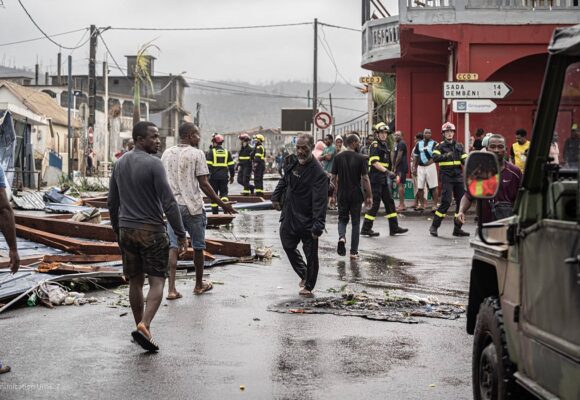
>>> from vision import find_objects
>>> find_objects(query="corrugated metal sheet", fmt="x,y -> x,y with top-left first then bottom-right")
12,191 -> 45,210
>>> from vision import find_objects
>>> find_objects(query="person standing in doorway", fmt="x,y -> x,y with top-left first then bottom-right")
412,128 -> 439,210
510,128 -> 530,172
331,133 -> 373,260
206,134 -> 235,214
272,133 -> 328,297
429,122 -> 469,237
162,123 -> 236,300
393,130 -> 409,211
0,164 -> 20,374
252,134 -> 266,196
108,121 -> 187,352
360,124 -> 408,237
564,123 -> 579,168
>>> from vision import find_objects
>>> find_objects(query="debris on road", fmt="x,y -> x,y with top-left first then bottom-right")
268,291 -> 465,324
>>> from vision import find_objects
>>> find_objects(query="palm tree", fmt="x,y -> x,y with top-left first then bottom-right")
132,42 -> 159,126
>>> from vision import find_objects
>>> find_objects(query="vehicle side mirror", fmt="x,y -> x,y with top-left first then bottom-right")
464,152 -> 500,199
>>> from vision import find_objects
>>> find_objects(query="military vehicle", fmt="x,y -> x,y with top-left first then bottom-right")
465,24 -> 580,400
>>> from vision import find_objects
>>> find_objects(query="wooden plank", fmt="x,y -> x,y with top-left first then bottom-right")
0,255 -> 42,269
15,214 -> 117,242
204,195 -> 265,204
15,225 -> 120,255
206,214 -> 235,226
204,238 -> 251,257
38,263 -> 120,274
42,254 -> 122,263
83,200 -> 108,208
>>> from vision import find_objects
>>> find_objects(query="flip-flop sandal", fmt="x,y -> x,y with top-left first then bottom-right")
166,292 -> 183,300
131,330 -> 159,352
0,364 -> 11,374
193,281 -> 213,295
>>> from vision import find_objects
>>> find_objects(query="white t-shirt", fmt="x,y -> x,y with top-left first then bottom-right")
161,144 -> 209,216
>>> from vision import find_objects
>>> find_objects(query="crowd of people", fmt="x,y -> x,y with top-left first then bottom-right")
1,118 -> 577,359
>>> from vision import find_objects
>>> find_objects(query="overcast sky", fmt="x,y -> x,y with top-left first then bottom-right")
0,0 -> 398,84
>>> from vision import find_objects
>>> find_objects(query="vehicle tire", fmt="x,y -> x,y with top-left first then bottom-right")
472,296 -> 517,400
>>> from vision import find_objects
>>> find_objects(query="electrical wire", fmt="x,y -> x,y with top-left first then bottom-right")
319,22 -> 360,33
17,0 -> 89,50
319,26 -> 360,90
98,33 -> 132,85
107,22 -> 312,32
0,28 -> 87,48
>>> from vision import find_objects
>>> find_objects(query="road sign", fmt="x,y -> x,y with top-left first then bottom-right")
443,82 -> 512,99
456,73 -> 479,81
359,76 -> 382,84
314,111 -> 332,129
452,99 -> 497,113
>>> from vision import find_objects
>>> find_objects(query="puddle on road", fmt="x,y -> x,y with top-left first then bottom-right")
268,292 -> 465,324
272,335 -> 415,390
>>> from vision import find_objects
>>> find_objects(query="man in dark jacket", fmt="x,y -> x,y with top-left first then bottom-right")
206,134 -> 235,214
272,133 -> 328,297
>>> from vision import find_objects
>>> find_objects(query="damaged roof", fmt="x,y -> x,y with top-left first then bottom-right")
0,80 -> 79,127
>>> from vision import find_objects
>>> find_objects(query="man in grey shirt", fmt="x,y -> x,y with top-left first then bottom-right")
108,121 -> 186,352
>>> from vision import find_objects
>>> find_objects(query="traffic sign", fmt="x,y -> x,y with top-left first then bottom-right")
443,82 -> 512,99
452,99 -> 497,113
456,73 -> 479,81
359,76 -> 382,84
314,111 -> 332,129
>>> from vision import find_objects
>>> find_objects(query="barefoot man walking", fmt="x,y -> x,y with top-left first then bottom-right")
108,121 -> 187,352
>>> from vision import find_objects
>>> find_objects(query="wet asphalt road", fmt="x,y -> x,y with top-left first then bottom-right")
1,190 -> 477,399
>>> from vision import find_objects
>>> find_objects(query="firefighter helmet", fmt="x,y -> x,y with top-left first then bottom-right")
441,122 -> 456,132
374,122 -> 389,132
239,133 -> 250,141
255,134 -> 265,142
213,134 -> 224,144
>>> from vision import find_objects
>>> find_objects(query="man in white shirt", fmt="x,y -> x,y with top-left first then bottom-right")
162,123 -> 236,299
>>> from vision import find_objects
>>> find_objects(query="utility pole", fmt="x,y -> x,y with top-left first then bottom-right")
57,52 -> 62,85
307,89 -> 310,108
103,60 -> 109,169
367,83 -> 373,139
329,92 -> 334,134
312,18 -> 318,138
67,55 -> 73,179
88,25 -> 97,139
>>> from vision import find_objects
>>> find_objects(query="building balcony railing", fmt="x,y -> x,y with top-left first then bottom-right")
362,0 -> 580,67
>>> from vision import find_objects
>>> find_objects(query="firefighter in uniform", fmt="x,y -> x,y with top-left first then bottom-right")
360,123 -> 409,237
252,133 -> 266,196
237,133 -> 253,195
206,134 -> 235,214
429,122 -> 470,237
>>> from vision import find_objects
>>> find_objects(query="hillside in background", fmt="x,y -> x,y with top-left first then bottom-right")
184,81 -> 367,134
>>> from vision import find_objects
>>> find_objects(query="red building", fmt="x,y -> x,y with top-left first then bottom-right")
361,0 -> 580,151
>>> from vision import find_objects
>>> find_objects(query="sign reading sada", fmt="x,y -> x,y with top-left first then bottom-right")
443,82 -> 512,99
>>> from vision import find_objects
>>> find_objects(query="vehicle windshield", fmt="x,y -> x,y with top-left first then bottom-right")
552,60 -> 580,171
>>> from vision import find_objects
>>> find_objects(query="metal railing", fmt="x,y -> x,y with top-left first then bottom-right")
370,23 -> 400,47
466,0 -> 579,8
407,0 -> 454,8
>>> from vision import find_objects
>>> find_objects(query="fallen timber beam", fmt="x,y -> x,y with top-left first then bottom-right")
42,254 -> 122,263
83,200 -> 108,208
43,210 -> 231,226
15,214 -> 251,257
203,195 -> 265,204
0,256 -> 42,269
15,225 -> 120,255
15,214 -> 117,242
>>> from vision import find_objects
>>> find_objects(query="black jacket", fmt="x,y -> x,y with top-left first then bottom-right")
368,140 -> 392,184
272,155 -> 328,236
238,145 -> 253,167
206,145 -> 235,180
432,140 -> 467,182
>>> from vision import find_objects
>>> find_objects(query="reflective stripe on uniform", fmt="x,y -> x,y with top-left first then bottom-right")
386,212 -> 397,219
255,189 -> 264,193
206,160 -> 214,165
454,213 -> 459,218
439,161 -> 462,166
368,156 -> 380,165
238,156 -> 251,160
241,189 -> 251,193
210,203 -> 218,207
433,150 -> 441,155
461,153 -> 468,160
221,197 -> 229,202
227,161 -> 235,165
435,211 -> 446,218
364,214 -> 375,221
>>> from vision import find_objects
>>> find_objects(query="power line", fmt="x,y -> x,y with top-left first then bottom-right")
0,28 -> 87,48
319,22 -> 360,33
98,33 -> 132,85
106,22 -> 312,32
17,0 -> 89,50
319,26 -> 360,90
